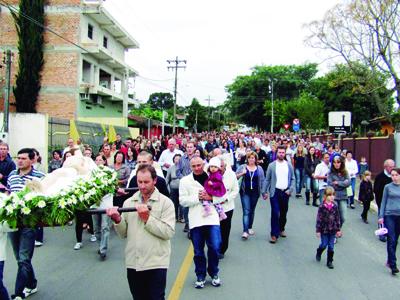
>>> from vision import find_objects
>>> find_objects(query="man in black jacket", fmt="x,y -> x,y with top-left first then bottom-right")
114,151 -> 170,207
0,142 -> 16,192
374,159 -> 395,242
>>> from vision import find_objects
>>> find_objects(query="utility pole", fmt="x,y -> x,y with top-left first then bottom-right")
205,96 -> 215,132
167,56 -> 186,133
195,110 -> 198,133
2,50 -> 12,137
269,79 -> 274,133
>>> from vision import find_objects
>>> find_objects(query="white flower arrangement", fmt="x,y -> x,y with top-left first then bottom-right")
0,166 -> 118,228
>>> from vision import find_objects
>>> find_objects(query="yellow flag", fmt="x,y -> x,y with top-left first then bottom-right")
108,125 -> 117,143
69,120 -> 80,143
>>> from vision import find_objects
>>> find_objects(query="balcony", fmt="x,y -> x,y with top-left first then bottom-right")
79,82 -> 123,102
81,42 -> 137,77
82,0 -> 139,49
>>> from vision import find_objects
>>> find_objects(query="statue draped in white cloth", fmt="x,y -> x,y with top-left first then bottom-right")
26,149 -> 97,197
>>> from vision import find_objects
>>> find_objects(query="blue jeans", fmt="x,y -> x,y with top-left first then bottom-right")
295,168 -> 304,194
190,225 -> 221,280
0,260 -> 9,300
305,175 -> 318,193
92,214 -> 112,254
35,227 -> 43,243
348,177 -> 356,205
319,233 -> 335,251
385,215 -> 400,268
240,192 -> 259,233
270,189 -> 290,238
8,228 -> 37,297
319,189 -> 325,206
335,199 -> 347,228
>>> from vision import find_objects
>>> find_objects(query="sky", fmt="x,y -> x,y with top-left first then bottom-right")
104,0 -> 341,107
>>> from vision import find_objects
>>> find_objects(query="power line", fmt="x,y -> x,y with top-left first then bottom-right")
137,75 -> 173,82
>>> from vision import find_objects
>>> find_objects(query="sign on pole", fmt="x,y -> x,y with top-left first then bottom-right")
328,111 -> 351,134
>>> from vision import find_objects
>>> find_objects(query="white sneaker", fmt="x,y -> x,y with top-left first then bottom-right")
211,276 -> 221,287
90,235 -> 97,242
194,278 -> 205,289
241,232 -> 249,240
34,241 -> 43,247
248,229 -> 255,235
23,286 -> 38,298
74,242 -> 82,250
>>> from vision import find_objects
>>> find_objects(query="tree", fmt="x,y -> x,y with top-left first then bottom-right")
130,104 -> 163,121
225,64 -> 319,129
147,92 -> 174,110
11,0 -> 45,112
310,62 -> 393,129
304,0 -> 400,106
185,98 -> 208,132
264,93 -> 325,130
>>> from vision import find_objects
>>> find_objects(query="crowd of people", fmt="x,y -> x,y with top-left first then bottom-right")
0,129 -> 399,299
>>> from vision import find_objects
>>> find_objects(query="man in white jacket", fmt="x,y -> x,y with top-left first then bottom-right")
179,156 -> 226,289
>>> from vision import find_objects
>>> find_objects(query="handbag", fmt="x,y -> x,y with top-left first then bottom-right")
346,185 -> 353,197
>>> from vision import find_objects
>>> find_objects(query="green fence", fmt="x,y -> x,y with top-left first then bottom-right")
48,117 -> 132,156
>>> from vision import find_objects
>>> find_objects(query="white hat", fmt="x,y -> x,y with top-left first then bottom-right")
209,156 -> 221,168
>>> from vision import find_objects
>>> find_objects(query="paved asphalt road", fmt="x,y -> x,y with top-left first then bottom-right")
4,194 -> 400,300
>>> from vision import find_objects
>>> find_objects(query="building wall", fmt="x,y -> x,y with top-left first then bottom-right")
77,117 -> 127,127
78,98 -> 123,118
80,14 -> 125,61
0,112 -> 49,170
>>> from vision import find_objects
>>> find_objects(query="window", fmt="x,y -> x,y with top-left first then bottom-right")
103,36 -> 108,48
88,24 -> 93,39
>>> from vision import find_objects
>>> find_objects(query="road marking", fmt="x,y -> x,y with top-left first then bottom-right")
167,243 -> 194,300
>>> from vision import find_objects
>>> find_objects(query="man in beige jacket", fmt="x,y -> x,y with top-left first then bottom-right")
107,164 -> 175,300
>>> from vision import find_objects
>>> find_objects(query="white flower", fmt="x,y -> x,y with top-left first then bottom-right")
21,207 -> 31,215
17,199 -> 26,207
5,204 -> 13,214
71,198 -> 77,205
24,193 -> 38,201
11,194 -> 20,204
59,199 -> 66,209
37,200 -> 46,208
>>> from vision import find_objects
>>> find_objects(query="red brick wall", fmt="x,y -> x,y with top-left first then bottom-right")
4,0 -> 81,5
45,14 -> 80,45
37,93 -> 76,119
41,52 -> 79,87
